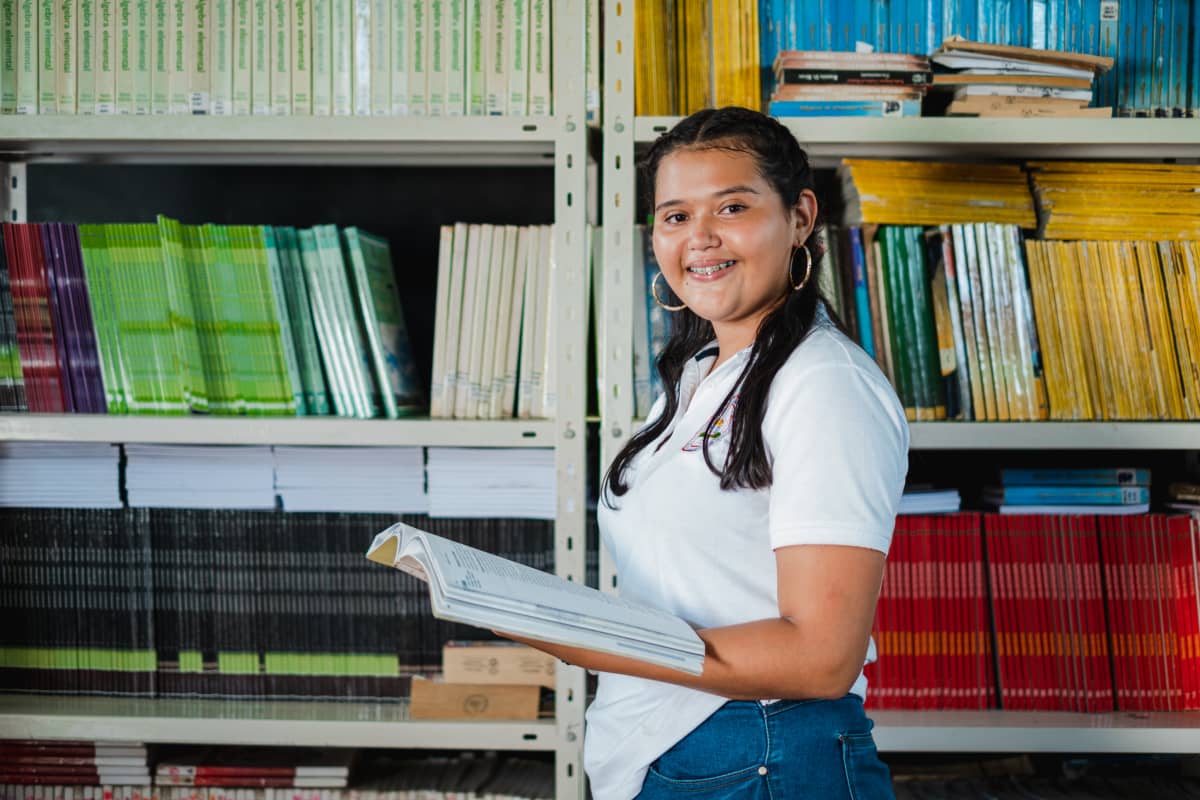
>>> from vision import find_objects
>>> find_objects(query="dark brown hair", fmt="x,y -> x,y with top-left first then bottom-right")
603,106 -> 826,501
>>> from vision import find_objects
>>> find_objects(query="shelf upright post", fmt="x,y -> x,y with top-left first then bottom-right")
552,2 -> 590,798
1,162 -> 26,222
597,0 -> 636,599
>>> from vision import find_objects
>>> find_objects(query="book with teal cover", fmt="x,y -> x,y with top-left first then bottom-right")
275,226 -> 332,416
986,485 -> 1151,506
298,226 -> 355,417
314,224 -> 380,418
259,226 -> 306,415
1001,467 -> 1152,486
342,226 -> 425,418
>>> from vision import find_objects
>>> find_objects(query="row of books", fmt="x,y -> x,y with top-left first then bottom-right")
0,746 -> 552,798
632,0 -> 761,116
932,36 -> 1115,118
0,0 -> 555,117
0,508 -> 555,699
984,467 -> 1152,515
0,741 -> 149,788
0,219 -> 424,418
756,0 -> 1200,116
865,512 -> 1200,712
427,223 -> 556,421
5,442 -> 554,516
767,38 -> 1114,119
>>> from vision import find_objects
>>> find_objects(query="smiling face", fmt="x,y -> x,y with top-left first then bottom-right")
652,145 -> 817,356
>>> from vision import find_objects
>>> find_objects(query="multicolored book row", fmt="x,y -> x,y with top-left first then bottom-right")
0,508 -> 554,700
867,512 -> 1200,712
0,219 -> 423,418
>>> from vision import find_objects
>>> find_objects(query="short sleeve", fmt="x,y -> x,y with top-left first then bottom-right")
762,358 -> 909,554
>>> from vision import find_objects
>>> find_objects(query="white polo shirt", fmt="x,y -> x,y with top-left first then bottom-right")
584,315 -> 909,800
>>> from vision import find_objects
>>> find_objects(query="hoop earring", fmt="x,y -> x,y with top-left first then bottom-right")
651,271 -> 686,312
790,244 -> 813,292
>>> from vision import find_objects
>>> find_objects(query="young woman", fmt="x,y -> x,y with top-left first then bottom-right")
510,106 -> 908,799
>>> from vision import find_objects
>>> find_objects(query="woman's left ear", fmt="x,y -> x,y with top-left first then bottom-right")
792,191 -> 818,245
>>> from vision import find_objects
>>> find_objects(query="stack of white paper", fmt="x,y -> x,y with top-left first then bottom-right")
274,446 -> 427,513
0,443 -> 122,507
426,448 -> 556,519
898,488 -> 962,515
125,445 -> 276,509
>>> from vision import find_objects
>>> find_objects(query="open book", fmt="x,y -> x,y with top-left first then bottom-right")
366,523 -> 705,674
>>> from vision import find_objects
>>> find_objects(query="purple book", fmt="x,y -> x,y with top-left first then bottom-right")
62,224 -> 107,413
39,223 -> 79,412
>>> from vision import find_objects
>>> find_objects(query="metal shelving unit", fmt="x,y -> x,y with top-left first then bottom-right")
599,0 -> 1200,754
0,414 -> 557,447
0,6 -> 589,800
636,116 -> 1200,164
872,710 -> 1200,753
0,696 -> 556,751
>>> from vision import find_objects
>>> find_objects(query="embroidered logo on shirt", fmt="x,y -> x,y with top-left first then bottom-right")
682,395 -> 738,452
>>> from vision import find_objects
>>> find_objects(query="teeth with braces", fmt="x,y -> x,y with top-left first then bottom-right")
688,260 -> 734,276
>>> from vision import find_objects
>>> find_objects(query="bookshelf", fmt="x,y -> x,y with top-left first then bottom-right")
599,0 -> 1200,754
0,6 -> 589,800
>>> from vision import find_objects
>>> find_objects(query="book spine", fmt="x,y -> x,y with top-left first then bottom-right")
777,68 -> 933,85
210,0 -> 231,113
56,0 -> 76,112
329,0 -> 349,112
425,0 -> 442,113
483,0 -> 503,113
113,0 -> 133,111
309,0 -> 329,112
188,0 -> 207,112
999,485 -> 1151,505
350,0 -> 366,113
249,0 -> 267,111
768,99 -> 921,116
230,0 -> 248,111
35,0 -> 55,111
15,0 -> 35,112
525,0 -> 545,114
269,0 -> 287,112
0,0 -> 15,112
149,0 -> 168,111
367,0 -> 385,112
406,0 -> 424,112
292,0 -> 310,112
465,0 -> 480,112
443,0 -> 463,113
387,0 -> 404,111
130,0 -> 150,111
1001,467 -> 1150,486
505,0 -> 524,114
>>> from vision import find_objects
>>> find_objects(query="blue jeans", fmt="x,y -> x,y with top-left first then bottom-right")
635,695 -> 894,799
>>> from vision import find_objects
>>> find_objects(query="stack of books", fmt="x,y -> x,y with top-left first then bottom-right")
154,747 -> 353,788
273,446 -> 428,514
425,447 -> 556,519
898,486 -> 962,515
768,51 -> 931,118
0,739 -> 148,786
1169,483 -> 1200,514
931,36 -> 1114,118
0,443 -> 121,508
839,160 -> 1037,228
124,444 -> 276,509
984,468 -> 1151,515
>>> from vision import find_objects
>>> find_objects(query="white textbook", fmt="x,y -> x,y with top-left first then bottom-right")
366,522 -> 705,674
